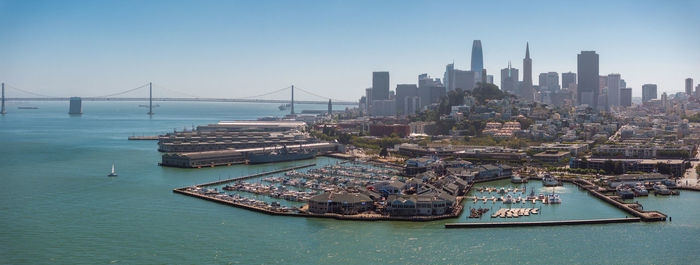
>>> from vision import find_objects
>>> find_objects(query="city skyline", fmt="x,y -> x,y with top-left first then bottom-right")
1,0 -> 699,100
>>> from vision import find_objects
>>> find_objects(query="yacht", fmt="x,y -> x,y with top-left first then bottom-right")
503,194 -> 514,204
108,163 -> 118,177
511,174 -> 527,183
616,186 -> 635,199
542,174 -> 561,187
545,193 -> 562,204
653,184 -> 672,195
632,183 -> 649,196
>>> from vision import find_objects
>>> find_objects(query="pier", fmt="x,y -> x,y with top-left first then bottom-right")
195,163 -> 316,187
445,218 -> 641,228
128,135 -> 159,140
571,178 -> 667,222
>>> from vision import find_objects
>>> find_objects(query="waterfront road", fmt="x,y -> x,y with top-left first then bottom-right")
680,146 -> 700,188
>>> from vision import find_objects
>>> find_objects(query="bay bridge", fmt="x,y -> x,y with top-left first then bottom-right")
0,82 -> 357,115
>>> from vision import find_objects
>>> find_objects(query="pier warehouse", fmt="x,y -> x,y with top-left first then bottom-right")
161,142 -> 340,168
158,121 -> 314,152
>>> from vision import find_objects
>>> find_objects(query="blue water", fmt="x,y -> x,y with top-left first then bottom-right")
1,101 -> 699,264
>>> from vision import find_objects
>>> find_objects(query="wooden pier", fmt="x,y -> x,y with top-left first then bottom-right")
127,135 -> 159,140
196,163 -> 316,187
445,218 -> 641,228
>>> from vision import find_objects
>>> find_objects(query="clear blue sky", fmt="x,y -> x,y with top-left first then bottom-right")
1,0 -> 699,101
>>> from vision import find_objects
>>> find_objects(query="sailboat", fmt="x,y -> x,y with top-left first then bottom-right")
108,163 -> 118,177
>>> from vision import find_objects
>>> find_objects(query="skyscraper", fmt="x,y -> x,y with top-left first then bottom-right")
620,87 -> 632,107
500,62 -> 519,94
642,84 -> 658,102
372,72 -> 390,101
521,42 -> 534,101
471,40 -> 483,80
538,72 -> 559,91
443,63 -> 455,91
562,72 -> 577,90
607,73 -> 621,107
686,78 -> 694,96
453,70 -> 477,91
577,51 -> 599,108
396,84 -> 419,115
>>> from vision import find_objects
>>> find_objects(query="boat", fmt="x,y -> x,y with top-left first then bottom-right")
108,163 -> 118,177
542,174 -> 561,187
616,186 -> 635,199
278,103 -> 291,110
632,183 -> 649,196
511,174 -> 527,183
503,194 -> 514,204
247,146 -> 317,164
652,184 -> 672,195
545,193 -> 562,204
17,106 -> 39,109
526,190 -> 536,200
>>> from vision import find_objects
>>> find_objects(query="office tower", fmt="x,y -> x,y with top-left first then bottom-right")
372,72 -> 390,101
418,74 -> 444,108
607,73 -> 621,107
444,63 -> 455,91
471,40 -> 483,80
396,84 -> 419,115
599,75 -> 608,94
487,75 -> 494,84
577,51 -> 599,108
539,72 -> 559,91
687,78 -> 694,96
642,84 -> 658,102
620,87 -> 632,107
453,70 -> 477,91
620,79 -> 626,90
500,62 -> 519,94
521,42 -> 534,101
562,72 -> 577,90
697,84 -> 700,98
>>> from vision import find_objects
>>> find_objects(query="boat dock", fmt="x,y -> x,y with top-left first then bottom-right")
195,163 -> 316,187
571,179 -> 667,222
445,218 -> 641,228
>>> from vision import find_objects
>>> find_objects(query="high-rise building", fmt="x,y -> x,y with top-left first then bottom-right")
620,79 -> 626,90
418,74 -> 444,108
577,51 -> 599,108
471,40 -> 483,80
521,42 -> 534,101
686,78 -> 694,96
453,70 -> 477,91
500,62 -> 519,94
607,73 -> 621,107
443,63 -> 455,91
642,84 -> 658,102
696,84 -> 700,98
538,72 -> 559,91
562,72 -> 576,90
396,84 -> 418,115
620,87 -> 632,107
372,72 -> 390,101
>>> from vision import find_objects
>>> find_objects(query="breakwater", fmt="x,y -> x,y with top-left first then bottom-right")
445,217 -> 640,228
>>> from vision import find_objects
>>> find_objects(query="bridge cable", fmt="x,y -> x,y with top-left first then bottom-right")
152,83 -> 202,98
234,86 -> 291,100
90,83 -> 150,98
4,84 -> 58,98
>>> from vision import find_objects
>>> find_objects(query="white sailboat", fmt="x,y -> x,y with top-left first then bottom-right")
108,162 -> 118,177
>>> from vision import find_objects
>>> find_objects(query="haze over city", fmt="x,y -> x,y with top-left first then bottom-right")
1,0 -> 699,100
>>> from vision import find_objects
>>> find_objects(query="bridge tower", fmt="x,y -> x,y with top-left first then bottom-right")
290,85 -> 295,115
147,82 -> 153,115
1,83 -> 6,115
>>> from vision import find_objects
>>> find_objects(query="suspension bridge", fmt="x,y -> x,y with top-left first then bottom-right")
0,82 -> 357,115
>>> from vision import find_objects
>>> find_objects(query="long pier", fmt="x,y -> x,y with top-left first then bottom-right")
570,178 -> 667,222
445,218 -> 641,228
195,163 -> 316,187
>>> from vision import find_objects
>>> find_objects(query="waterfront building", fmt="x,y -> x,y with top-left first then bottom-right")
369,123 -> 410,137
620,87 -> 632,107
527,142 -> 589,156
687,78 -> 694,96
571,158 -> 685,177
521,42 -> 534,101
577,51 -> 599,108
642,84 -> 658,102
308,191 -> 373,215
387,192 -> 455,216
607,73 -> 621,107
69,97 -> 82,114
500,62 -> 519,94
471,40 -> 483,80
372,72 -> 390,101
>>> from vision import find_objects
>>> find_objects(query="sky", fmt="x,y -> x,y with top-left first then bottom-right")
1,0 -> 699,101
